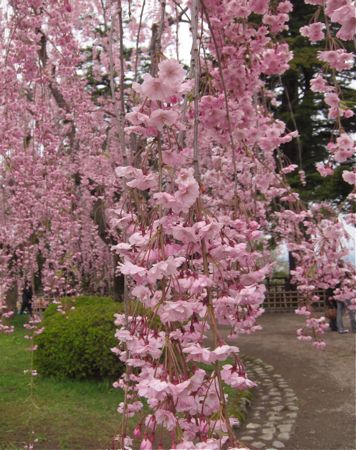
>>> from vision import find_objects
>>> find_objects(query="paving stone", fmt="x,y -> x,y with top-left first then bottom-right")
240,436 -> 254,441
272,441 -> 285,448
261,434 -> 274,441
287,405 -> 299,411
266,416 -> 282,422
271,406 -> 284,412
246,423 -> 261,429
278,433 -> 290,441
252,441 -> 266,448
286,413 -> 297,418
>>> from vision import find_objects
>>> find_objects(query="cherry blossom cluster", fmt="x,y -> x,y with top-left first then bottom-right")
106,1 -> 355,448
0,0 -> 116,301
0,2 -> 355,450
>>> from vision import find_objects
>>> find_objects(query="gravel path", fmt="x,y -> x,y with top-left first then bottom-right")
221,313 -> 355,450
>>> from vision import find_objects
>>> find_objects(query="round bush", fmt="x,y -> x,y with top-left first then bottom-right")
34,296 -> 125,380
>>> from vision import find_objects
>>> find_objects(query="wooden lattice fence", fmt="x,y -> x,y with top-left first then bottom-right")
263,277 -> 326,312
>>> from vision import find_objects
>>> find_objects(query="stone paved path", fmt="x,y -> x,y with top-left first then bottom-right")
221,313 -> 355,450
238,358 -> 298,449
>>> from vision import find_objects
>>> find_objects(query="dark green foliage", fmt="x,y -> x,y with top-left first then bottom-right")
272,0 -> 355,203
35,296 -> 125,380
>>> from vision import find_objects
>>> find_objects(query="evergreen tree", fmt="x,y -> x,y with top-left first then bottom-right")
275,0 -> 355,204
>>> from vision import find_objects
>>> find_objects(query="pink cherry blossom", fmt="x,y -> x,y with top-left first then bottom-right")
174,168 -> 200,212
316,162 -> 334,177
318,49 -> 354,71
148,109 -> 179,131
300,22 -> 325,42
138,73 -> 175,101
250,0 -> 269,14
310,75 -> 331,93
140,437 -> 153,450
324,92 -> 340,108
221,365 -> 257,389
158,59 -> 186,84
329,1 -> 356,41
155,409 -> 177,431
119,261 -> 146,277
342,171 -> 356,185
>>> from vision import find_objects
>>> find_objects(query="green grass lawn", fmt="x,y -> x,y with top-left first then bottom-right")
0,316 -> 251,450
0,316 -> 124,450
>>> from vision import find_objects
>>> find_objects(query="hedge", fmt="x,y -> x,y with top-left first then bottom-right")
34,296 -> 125,380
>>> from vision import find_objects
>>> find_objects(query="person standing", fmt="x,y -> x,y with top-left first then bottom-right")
325,288 -> 337,332
336,300 -> 356,334
20,281 -> 33,316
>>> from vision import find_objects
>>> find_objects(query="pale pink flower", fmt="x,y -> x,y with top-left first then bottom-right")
126,108 -> 149,125
325,0 -> 348,15
140,437 -> 153,450
324,92 -> 339,108
261,44 -> 293,75
221,365 -> 256,389
212,344 -> 240,360
126,172 -> 156,190
310,75 -> 331,93
277,1 -> 293,13
250,0 -> 269,14
342,170 -> 356,185
329,2 -> 356,41
137,378 -> 170,402
334,148 -> 353,162
139,73 -> 175,101
174,168 -> 200,212
171,225 -> 199,243
316,162 -> 334,177
182,344 -> 215,363
319,49 -> 354,71
313,340 -> 326,350
263,13 -> 290,33
153,192 -> 177,209
155,409 -> 177,431
344,109 -> 354,118
281,164 -> 298,174
336,133 -> 354,150
300,22 -> 325,42
158,301 -> 194,323
295,306 -> 312,317
116,165 -> 157,190
158,59 -> 185,84
119,261 -> 146,276
115,166 -> 139,178
148,108 -> 179,131
147,256 -> 185,283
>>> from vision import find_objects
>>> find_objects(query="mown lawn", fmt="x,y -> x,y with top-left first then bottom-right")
0,316 -> 124,450
0,316 -> 251,450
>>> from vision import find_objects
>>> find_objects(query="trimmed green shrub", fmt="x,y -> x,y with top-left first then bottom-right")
34,296 -> 125,380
